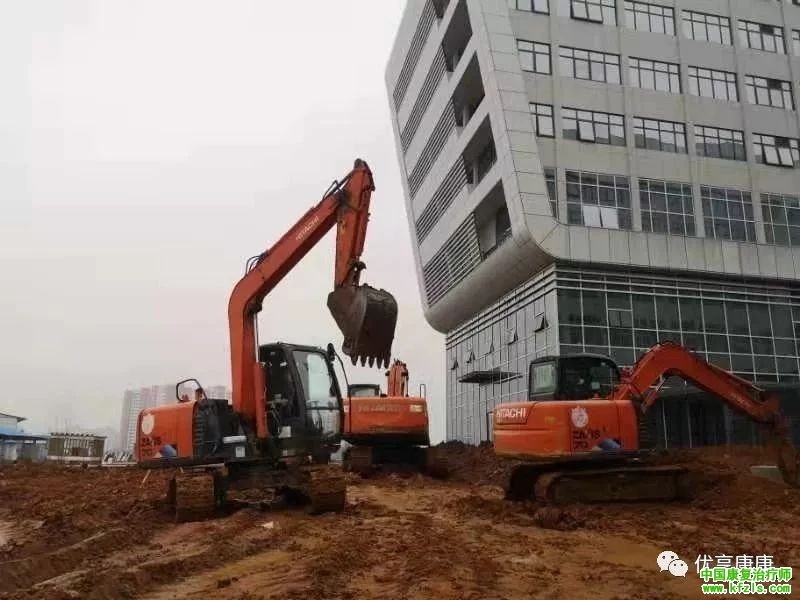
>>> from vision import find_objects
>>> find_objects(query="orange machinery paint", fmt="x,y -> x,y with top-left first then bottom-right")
135,401 -> 197,462
493,398 -> 639,458
344,395 -> 429,441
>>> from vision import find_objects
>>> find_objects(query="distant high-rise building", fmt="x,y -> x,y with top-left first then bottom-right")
119,384 -> 231,452
119,389 -> 143,453
206,385 -> 233,401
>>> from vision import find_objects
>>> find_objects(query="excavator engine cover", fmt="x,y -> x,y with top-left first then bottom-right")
328,284 -> 397,369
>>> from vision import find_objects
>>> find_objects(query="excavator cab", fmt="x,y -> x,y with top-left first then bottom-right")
349,383 -> 383,398
259,343 -> 344,454
529,354 -> 621,401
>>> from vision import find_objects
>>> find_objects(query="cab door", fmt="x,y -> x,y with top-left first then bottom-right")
290,348 -> 343,447
262,346 -> 304,441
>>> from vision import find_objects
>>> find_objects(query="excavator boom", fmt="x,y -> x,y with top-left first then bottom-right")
618,342 -> 799,488
386,360 -> 409,397
228,159 -> 397,434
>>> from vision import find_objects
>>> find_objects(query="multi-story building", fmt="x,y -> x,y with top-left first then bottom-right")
387,0 -> 800,445
119,389 -> 144,453
205,385 -> 233,402
119,384 -> 232,452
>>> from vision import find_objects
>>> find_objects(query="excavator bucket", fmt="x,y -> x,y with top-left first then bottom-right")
327,284 -> 398,369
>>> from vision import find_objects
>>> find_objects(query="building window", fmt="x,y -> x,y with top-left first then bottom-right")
753,134 -> 800,168
518,40 -> 551,74
629,58 -> 681,93
762,193 -> 800,246
569,0 -> 617,25
557,277 -> 800,385
701,186 -> 756,243
566,170 -> 631,230
545,167 -> 557,218
563,107 -> 625,146
633,117 -> 686,153
745,76 -> 794,110
687,66 -> 738,102
694,125 -> 746,161
467,141 -> 497,186
510,0 -> 549,13
682,10 -> 731,45
793,30 -> 800,56
624,1 -> 674,35
738,20 -> 785,54
559,46 -> 621,83
639,179 -> 696,236
530,103 -> 555,137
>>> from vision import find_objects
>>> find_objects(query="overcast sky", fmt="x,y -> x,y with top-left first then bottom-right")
0,1 -> 449,441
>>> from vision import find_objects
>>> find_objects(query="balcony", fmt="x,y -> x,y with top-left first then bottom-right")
474,181 -> 510,258
442,0 -> 471,72
452,54 -> 484,130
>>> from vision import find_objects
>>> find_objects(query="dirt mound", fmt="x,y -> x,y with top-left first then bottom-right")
645,446 -> 799,512
429,441 -> 518,487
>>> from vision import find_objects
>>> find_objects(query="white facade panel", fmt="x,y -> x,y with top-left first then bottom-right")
387,0 -> 800,334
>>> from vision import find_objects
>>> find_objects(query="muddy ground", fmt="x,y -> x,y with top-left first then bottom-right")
1,445 -> 798,600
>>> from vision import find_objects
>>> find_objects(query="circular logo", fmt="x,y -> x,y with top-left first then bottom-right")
571,406 -> 589,429
141,412 -> 155,435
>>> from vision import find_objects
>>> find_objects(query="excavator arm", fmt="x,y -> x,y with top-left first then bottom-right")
386,360 -> 409,397
228,159 -> 397,436
614,341 -> 799,487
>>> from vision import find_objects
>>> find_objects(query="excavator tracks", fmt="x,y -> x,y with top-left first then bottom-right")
344,445 -> 450,479
424,446 -> 450,479
166,463 -> 345,521
300,464 -> 346,514
508,461 -> 689,504
170,471 -> 219,523
343,446 -> 375,476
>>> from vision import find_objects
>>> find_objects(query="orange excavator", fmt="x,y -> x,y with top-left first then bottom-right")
135,159 -> 398,520
342,360 -> 446,475
493,341 -> 800,503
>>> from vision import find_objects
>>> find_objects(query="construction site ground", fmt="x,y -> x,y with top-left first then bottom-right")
1,444 -> 798,600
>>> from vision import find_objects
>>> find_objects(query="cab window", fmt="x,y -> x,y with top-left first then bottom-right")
530,362 -> 556,397
560,357 -> 619,399
349,385 -> 380,397
294,351 -> 338,408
